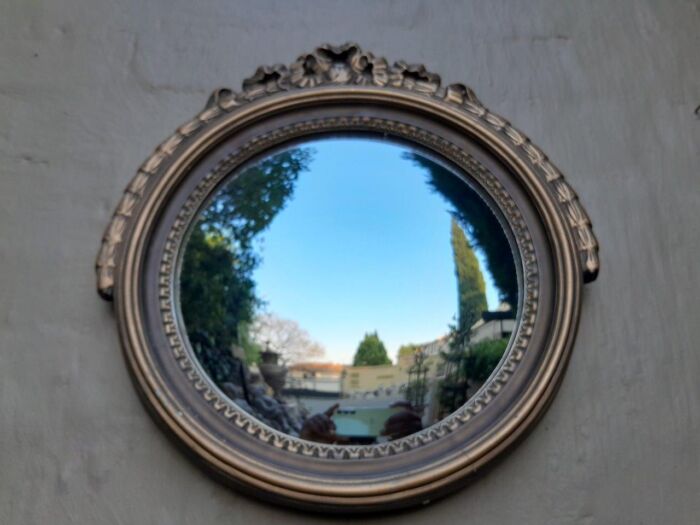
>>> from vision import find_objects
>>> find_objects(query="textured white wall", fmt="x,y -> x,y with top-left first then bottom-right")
1,1 -> 699,523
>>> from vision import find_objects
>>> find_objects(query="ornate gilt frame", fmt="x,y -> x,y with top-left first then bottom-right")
96,43 -> 598,512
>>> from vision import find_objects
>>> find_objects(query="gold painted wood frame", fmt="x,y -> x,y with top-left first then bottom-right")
96,43 -> 599,512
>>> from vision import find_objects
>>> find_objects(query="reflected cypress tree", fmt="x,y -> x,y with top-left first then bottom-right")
439,220 -> 488,415
451,218 -> 487,338
180,148 -> 313,361
403,152 -> 518,307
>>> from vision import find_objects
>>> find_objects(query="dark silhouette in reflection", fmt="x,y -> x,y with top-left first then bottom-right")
299,403 -> 346,444
299,401 -> 423,444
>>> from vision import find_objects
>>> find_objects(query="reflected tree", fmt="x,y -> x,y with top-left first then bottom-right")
180,230 -> 255,353
404,152 -> 518,307
397,344 -> 419,362
403,151 -> 517,416
451,218 -> 487,341
180,147 -> 313,378
439,219 -> 488,415
250,313 -> 325,365
405,350 -> 429,409
463,338 -> 508,383
353,332 -> 391,366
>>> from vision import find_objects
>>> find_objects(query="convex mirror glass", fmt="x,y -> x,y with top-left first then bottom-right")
179,137 -> 519,444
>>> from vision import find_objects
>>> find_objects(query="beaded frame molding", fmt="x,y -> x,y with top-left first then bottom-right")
97,43 -> 598,512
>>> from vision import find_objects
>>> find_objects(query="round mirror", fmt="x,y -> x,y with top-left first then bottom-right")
179,137 -> 519,444
98,43 -> 598,511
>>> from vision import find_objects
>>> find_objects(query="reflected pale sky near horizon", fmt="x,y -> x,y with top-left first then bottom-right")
249,138 -> 499,364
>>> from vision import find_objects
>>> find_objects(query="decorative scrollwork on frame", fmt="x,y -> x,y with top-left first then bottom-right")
157,117 -> 539,460
96,42 -> 598,301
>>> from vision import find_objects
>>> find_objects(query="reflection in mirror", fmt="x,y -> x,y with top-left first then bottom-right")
179,137 -> 519,444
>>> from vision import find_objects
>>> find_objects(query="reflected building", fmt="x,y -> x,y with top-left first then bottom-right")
286,363 -> 344,395
335,306 -> 516,428
340,364 -> 406,398
470,305 -> 516,344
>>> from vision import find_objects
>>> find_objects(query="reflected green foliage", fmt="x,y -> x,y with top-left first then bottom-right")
237,321 -> 262,365
180,230 -> 254,351
180,148 -> 313,360
405,350 -> 429,408
199,149 -> 314,256
353,331 -> 391,366
464,338 -> 508,383
438,338 -> 508,415
397,344 -> 419,361
404,152 -> 518,307
451,218 -> 487,342
439,219 -> 488,415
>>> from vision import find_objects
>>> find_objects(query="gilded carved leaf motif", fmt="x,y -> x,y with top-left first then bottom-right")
97,41 -> 598,300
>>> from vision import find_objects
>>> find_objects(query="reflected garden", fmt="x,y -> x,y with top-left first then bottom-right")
179,137 -> 518,444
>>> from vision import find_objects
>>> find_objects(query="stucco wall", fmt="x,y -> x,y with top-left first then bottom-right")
1,1 -> 699,523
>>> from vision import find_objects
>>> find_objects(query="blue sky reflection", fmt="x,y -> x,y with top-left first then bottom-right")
249,138 -> 500,364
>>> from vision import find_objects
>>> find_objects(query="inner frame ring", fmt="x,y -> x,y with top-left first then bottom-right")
143,110 -> 546,473
169,124 -> 529,453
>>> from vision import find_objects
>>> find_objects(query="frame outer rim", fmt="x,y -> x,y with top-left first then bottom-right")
114,86 -> 582,508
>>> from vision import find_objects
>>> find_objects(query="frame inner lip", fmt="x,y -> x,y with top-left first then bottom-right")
155,114 -> 541,469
